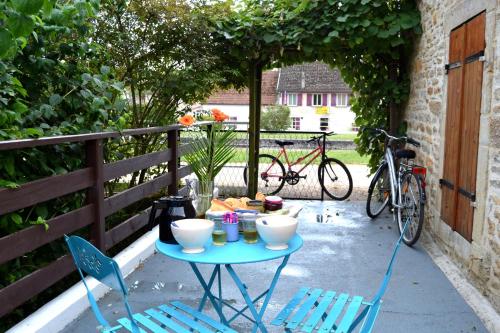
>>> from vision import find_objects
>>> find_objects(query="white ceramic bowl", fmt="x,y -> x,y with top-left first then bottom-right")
171,219 -> 214,253
256,216 -> 298,250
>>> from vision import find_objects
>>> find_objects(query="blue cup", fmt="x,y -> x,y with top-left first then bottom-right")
223,221 -> 239,242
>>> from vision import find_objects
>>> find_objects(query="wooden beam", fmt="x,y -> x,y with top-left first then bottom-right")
247,61 -> 263,198
103,148 -> 172,182
0,168 -> 93,215
0,205 -> 94,265
105,208 -> 151,249
0,255 -> 74,318
167,129 -> 179,196
0,125 -> 183,151
86,140 -> 106,251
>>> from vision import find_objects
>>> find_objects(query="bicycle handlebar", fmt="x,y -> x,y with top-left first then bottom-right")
306,131 -> 335,143
361,127 -> 421,147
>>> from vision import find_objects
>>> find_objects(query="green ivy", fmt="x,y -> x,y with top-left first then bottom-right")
213,0 -> 421,171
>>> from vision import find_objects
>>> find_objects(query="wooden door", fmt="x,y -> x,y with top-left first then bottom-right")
441,12 -> 485,241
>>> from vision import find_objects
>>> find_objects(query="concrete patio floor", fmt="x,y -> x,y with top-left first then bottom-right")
64,200 -> 488,333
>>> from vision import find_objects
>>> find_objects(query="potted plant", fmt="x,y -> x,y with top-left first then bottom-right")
179,109 -> 236,216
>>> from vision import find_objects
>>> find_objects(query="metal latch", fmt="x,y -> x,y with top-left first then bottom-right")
465,50 -> 485,64
445,61 -> 461,74
439,178 -> 454,190
458,187 -> 476,202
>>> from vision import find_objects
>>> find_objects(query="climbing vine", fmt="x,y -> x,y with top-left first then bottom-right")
214,0 -> 421,170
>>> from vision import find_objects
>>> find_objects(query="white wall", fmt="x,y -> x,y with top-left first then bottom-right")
284,92 -> 356,133
202,96 -> 356,133
200,104 -> 249,130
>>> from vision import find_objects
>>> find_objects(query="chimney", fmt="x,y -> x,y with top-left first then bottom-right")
301,70 -> 305,89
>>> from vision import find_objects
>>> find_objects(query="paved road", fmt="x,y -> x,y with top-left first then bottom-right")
65,200 -> 488,333
214,163 -> 371,200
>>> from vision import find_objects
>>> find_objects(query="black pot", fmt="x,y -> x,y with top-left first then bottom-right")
147,196 -> 196,243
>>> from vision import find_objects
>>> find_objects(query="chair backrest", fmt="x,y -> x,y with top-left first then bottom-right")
65,235 -> 140,333
370,218 -> 411,304
65,235 -> 126,292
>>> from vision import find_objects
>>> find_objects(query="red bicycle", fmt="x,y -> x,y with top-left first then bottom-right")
243,132 -> 353,199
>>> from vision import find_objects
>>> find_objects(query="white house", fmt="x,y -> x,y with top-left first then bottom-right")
277,62 -> 355,133
199,62 -> 356,133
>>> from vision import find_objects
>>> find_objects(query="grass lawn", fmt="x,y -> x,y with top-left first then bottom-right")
220,148 -> 369,165
181,131 -> 358,141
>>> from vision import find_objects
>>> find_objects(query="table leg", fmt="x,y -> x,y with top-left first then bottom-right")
256,255 -> 289,331
225,255 -> 290,333
189,263 -> 229,325
197,264 -> 219,312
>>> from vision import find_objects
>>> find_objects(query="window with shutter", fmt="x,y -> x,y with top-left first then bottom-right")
312,94 -> 322,106
440,12 -> 485,241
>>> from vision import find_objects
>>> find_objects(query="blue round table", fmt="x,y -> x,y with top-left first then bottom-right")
156,234 -> 303,333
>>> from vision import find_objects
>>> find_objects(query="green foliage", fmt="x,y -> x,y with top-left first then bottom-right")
95,0 -> 246,187
261,105 -> 291,131
213,0 -> 421,171
0,1 -> 127,327
0,0 -> 126,231
183,123 -> 236,182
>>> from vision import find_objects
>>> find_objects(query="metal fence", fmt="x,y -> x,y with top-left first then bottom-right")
180,122 -> 360,200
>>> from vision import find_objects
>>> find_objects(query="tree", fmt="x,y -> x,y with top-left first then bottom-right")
94,0 -> 246,187
261,105 -> 291,131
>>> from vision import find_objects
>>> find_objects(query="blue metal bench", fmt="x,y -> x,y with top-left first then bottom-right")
271,222 -> 410,333
65,235 -> 237,333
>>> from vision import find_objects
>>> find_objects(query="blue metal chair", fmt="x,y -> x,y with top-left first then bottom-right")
271,221 -> 411,332
65,235 -> 237,333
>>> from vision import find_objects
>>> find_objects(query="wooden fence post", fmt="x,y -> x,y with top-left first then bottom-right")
86,139 -> 105,251
168,129 -> 179,195
247,61 -> 263,199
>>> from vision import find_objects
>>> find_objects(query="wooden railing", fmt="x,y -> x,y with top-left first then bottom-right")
0,125 -> 193,318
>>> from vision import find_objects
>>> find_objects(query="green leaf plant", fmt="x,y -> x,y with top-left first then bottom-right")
181,110 -> 236,182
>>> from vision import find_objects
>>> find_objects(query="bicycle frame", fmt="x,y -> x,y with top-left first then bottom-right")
385,146 -> 399,208
261,141 -> 324,178
280,142 -> 323,172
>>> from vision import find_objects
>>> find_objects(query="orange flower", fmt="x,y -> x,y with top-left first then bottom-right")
178,114 -> 195,126
211,108 -> 229,122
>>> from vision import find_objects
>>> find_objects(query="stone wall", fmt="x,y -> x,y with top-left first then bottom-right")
403,0 -> 500,311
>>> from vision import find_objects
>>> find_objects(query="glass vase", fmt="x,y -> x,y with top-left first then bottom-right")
195,180 -> 214,218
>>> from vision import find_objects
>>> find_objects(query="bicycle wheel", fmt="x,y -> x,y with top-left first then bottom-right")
243,154 -> 286,196
366,163 -> 390,218
397,171 -> 424,246
318,158 -> 353,200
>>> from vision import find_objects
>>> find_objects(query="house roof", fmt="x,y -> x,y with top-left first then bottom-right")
277,61 -> 351,93
205,70 -> 278,105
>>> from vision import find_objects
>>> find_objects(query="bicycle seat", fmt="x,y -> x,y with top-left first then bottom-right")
275,140 -> 294,146
395,149 -> 416,159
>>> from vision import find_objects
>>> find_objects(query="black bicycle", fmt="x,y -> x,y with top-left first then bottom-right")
243,132 -> 353,200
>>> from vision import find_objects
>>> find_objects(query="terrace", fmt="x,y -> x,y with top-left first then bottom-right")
0,125 -> 491,332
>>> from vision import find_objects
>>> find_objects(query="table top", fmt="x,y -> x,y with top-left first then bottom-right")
156,234 -> 303,265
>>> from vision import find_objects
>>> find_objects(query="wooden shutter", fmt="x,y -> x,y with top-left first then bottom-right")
441,12 -> 485,241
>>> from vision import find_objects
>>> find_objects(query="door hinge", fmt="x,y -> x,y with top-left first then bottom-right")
445,61 -> 462,74
439,178 -> 454,189
465,50 -> 485,64
458,187 -> 476,202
